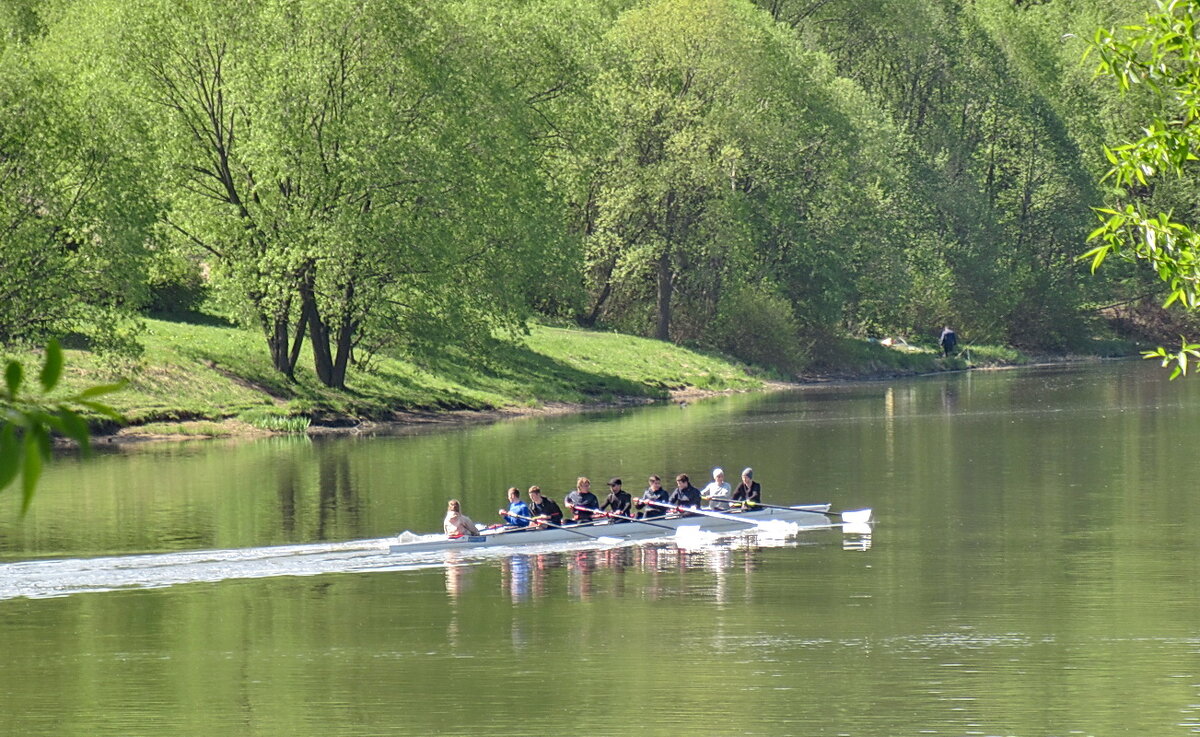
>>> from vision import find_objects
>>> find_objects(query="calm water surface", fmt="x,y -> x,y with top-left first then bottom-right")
2,360 -> 1199,736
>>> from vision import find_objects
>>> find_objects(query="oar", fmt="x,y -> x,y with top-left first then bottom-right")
572,506 -> 677,532
702,497 -> 873,524
504,511 -> 620,543
639,499 -> 764,526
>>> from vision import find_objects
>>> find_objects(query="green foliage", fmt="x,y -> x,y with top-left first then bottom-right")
0,340 -> 123,512
94,0 -> 564,388
1089,0 -> 1200,377
0,38 -> 154,350
236,409 -> 311,434
710,283 -> 809,375
0,0 -> 1160,387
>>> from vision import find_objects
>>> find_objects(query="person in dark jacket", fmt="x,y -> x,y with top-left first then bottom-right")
527,486 -> 563,527
668,473 -> 702,512
600,478 -> 633,521
731,467 -> 761,509
564,477 -> 599,523
635,474 -> 671,518
939,327 -> 958,357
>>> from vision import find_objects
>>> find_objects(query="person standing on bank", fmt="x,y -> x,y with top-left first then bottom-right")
527,486 -> 563,527
444,499 -> 480,537
939,326 -> 958,357
701,467 -> 733,510
669,473 -> 702,512
564,477 -> 599,524
601,478 -> 633,521
499,487 -> 532,528
636,475 -> 671,518
732,467 -> 761,509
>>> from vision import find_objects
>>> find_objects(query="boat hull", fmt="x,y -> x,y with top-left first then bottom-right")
389,504 -> 834,554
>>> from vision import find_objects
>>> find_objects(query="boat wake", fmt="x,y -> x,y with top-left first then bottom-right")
0,533 -> 655,601
0,518 -> 864,601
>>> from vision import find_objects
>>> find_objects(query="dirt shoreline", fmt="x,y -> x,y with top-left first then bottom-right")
101,356 -> 1129,445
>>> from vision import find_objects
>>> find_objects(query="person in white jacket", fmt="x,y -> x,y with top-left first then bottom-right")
443,499 -> 480,537
701,468 -> 733,510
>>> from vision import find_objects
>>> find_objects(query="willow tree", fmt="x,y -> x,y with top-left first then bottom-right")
114,0 -> 553,387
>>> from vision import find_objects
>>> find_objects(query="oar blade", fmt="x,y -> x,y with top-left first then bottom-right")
839,508 -> 872,524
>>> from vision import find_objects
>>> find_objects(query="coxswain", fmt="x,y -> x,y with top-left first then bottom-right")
527,486 -> 563,527
564,477 -> 599,524
600,478 -> 632,521
700,467 -> 733,510
635,474 -> 670,518
669,473 -> 702,512
731,467 -> 761,509
498,487 -> 532,528
444,499 -> 480,537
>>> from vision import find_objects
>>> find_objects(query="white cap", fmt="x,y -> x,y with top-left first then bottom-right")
713,468 -> 724,478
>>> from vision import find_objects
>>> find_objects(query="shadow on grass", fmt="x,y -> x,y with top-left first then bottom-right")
399,338 -> 664,404
162,327 -> 664,419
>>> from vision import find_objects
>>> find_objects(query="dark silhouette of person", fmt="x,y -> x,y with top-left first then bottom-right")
939,327 -> 958,357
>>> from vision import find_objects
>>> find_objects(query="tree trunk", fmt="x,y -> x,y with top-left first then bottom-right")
330,283 -> 356,390
299,273 -> 338,388
581,255 -> 618,328
655,250 -> 673,341
263,302 -> 295,380
287,308 -> 309,376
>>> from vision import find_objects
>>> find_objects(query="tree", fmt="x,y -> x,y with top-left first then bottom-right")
115,0 -> 555,387
0,37 -> 153,351
1087,0 -> 1200,376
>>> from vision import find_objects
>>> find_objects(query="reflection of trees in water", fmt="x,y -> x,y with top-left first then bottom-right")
316,443 -> 360,541
276,464 -> 298,536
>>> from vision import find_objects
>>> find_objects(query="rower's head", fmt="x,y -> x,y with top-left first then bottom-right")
508,487 -> 521,502
608,477 -> 622,491
528,486 -> 542,500
648,474 -> 662,489
741,467 -> 753,483
576,477 -> 591,492
675,473 -> 689,488
713,468 -> 725,482
447,499 -> 462,512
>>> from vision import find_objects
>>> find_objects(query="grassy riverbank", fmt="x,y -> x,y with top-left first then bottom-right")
37,317 -> 1135,439
52,318 -> 765,437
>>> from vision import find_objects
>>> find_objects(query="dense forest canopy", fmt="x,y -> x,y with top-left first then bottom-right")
0,0 -> 1188,384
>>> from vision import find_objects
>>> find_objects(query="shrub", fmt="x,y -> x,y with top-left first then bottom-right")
711,283 -> 809,375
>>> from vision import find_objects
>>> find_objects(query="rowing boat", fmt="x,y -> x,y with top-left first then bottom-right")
389,504 -> 867,554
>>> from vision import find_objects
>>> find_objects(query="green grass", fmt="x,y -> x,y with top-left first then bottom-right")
31,317 -> 1121,434
808,337 -> 1031,377
46,318 -> 763,429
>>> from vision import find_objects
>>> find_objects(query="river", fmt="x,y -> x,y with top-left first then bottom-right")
1,359 -> 1198,736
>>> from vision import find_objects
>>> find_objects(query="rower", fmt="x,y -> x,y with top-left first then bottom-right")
527,486 -> 563,527
700,467 -> 732,510
668,473 -> 702,513
601,478 -> 632,522
635,474 -> 670,518
498,487 -> 532,528
444,499 -> 480,537
564,477 -> 599,524
731,467 -> 761,508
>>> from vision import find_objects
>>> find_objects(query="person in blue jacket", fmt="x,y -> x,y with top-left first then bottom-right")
498,487 -> 532,528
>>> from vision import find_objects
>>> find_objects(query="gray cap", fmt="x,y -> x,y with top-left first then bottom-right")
741,467 -> 753,478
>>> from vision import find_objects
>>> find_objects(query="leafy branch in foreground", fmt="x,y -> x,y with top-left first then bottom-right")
1088,1 -> 1200,377
0,340 -> 124,513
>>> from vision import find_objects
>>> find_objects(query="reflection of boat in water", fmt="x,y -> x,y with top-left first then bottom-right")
391,504 -> 870,554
